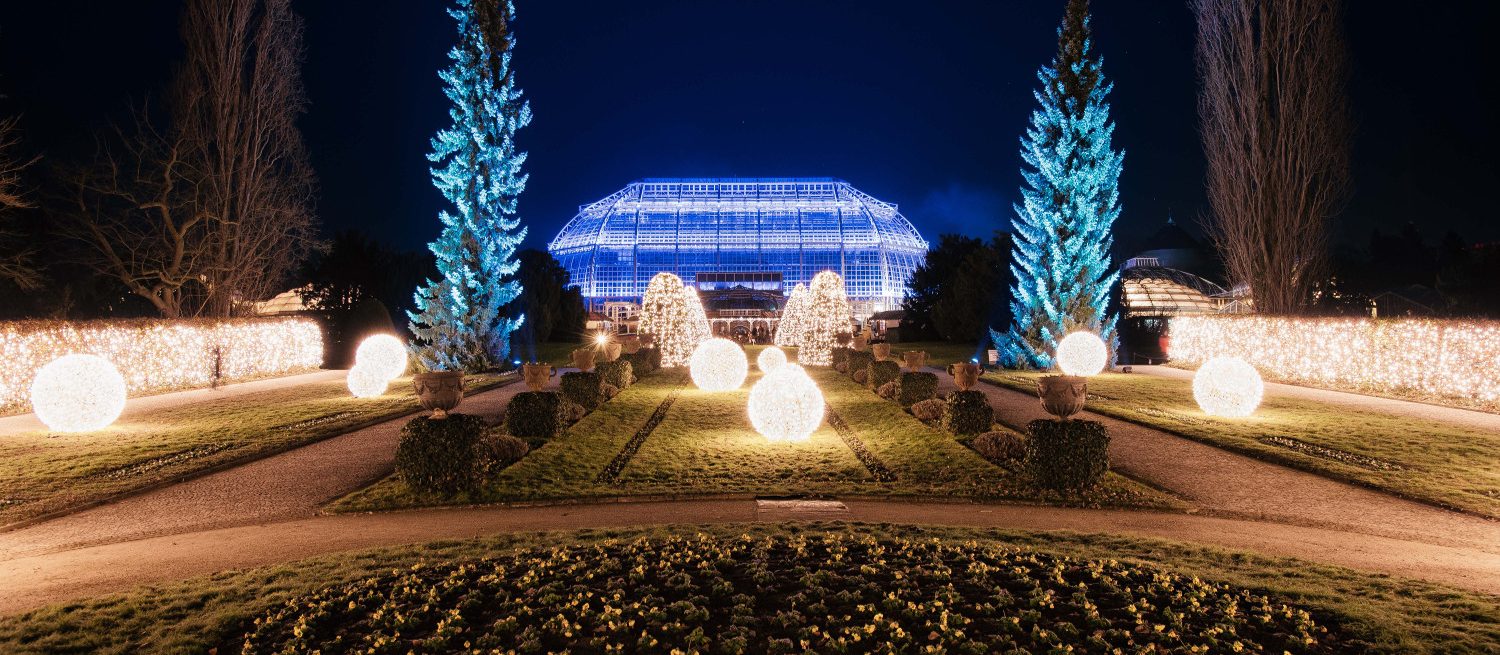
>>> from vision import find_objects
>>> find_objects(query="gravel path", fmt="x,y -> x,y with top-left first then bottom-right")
0,374 -> 548,560
937,370 -> 1500,553
1134,364 -> 1500,433
0,369 -> 346,437
0,499 -> 1495,616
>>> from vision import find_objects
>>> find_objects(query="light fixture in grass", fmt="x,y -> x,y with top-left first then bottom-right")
749,365 -> 823,442
30,354 -> 127,432
1192,356 -> 1263,417
1055,331 -> 1107,377
347,364 -> 391,398
355,334 -> 409,380
757,346 -> 787,373
690,338 -> 748,391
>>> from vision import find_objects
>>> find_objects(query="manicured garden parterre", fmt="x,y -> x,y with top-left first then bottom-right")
984,370 -> 1500,518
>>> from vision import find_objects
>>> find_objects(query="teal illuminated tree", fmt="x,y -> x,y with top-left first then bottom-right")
994,0 -> 1123,368
409,0 -> 532,372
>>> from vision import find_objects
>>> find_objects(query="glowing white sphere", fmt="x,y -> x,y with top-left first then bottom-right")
1055,331 -> 1108,376
355,334 -> 409,381
1192,356 -> 1264,418
30,354 -> 128,433
756,346 -> 788,373
748,366 -> 825,442
689,338 -> 748,391
347,364 -> 391,398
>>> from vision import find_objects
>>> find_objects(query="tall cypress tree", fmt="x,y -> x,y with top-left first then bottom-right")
409,0 -> 532,372
994,0 -> 1123,368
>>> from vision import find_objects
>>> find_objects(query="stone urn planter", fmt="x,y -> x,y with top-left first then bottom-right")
602,342 -> 622,362
620,335 -> 642,354
413,371 -> 465,419
872,343 -> 892,362
1037,375 -> 1087,419
850,335 -> 869,352
571,348 -> 597,372
948,363 -> 980,391
521,363 -> 555,392
902,350 -> 929,372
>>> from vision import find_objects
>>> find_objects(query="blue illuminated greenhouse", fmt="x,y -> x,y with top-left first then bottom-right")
548,178 -> 929,317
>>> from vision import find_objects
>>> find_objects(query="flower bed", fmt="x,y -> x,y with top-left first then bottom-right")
1169,315 -> 1500,410
231,532 -> 1346,653
0,317 -> 322,413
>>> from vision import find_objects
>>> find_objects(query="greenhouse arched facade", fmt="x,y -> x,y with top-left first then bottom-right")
547,178 -> 929,319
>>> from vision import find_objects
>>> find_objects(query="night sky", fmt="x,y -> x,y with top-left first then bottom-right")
2,0 -> 1497,259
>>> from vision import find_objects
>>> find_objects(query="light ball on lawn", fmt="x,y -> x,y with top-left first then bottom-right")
689,338 -> 748,391
1193,356 -> 1264,418
354,334 -> 408,381
756,346 -> 788,373
748,366 -> 825,442
30,354 -> 128,433
1055,331 -> 1108,377
347,364 -> 391,398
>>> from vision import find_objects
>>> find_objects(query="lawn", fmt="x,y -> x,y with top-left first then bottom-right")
0,523 -> 1493,654
0,373 -> 510,527
332,363 -> 1168,512
985,370 -> 1500,518
883,339 -> 985,367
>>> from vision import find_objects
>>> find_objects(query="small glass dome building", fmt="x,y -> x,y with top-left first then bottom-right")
548,178 -> 929,318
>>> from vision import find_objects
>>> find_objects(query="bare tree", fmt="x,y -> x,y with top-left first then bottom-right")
0,114 -> 42,290
176,0 -> 319,316
61,110 -> 214,317
1193,0 -> 1351,314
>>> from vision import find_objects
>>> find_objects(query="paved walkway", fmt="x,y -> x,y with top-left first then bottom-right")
1134,364 -> 1500,433
0,498 -> 1496,615
931,369 -> 1500,554
0,373 -> 548,560
0,369 -> 347,437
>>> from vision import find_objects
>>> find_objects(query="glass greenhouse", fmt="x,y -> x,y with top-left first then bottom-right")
548,178 -> 929,317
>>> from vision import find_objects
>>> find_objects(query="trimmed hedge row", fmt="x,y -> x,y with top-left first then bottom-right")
561,371 -> 603,410
596,359 -> 634,390
867,360 -> 901,391
395,415 -> 528,496
505,391 -> 569,440
896,372 -> 938,407
942,390 -> 993,435
1025,418 -> 1110,491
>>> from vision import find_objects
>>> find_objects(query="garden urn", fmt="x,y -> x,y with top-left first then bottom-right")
413,371 -> 464,419
521,363 -> 554,392
902,350 -> 928,372
948,362 -> 979,391
850,335 -> 869,352
603,342 -> 623,362
1037,375 -> 1087,420
620,335 -> 642,354
571,348 -> 597,372
872,343 -> 892,362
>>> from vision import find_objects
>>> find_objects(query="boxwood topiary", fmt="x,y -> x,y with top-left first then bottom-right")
395,414 -> 488,496
830,347 -> 850,372
597,359 -> 634,389
867,360 -> 901,391
971,430 -> 1026,464
845,351 -> 873,379
644,347 -> 663,371
620,352 -> 652,376
561,371 -> 603,410
476,433 -> 529,474
1025,418 -> 1110,491
896,371 -> 938,406
942,390 -> 993,435
505,391 -> 567,439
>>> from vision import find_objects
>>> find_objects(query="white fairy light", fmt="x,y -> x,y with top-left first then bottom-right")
638,273 -> 711,367
748,365 -> 825,442
346,363 -> 391,399
796,271 -> 852,366
774,283 -> 809,348
354,334 -> 409,381
690,338 -> 748,392
757,346 -> 788,373
1192,356 -> 1264,417
29,354 -> 128,432
1169,316 -> 1500,405
1055,331 -> 1108,377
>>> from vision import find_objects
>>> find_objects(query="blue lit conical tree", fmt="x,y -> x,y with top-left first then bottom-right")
994,0 -> 1123,368
409,0 -> 532,372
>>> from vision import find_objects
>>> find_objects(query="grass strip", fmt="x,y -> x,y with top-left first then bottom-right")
595,386 -> 683,483
824,408 -> 897,482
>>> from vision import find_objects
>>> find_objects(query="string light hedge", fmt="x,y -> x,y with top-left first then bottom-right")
0,318 -> 322,413
797,271 -> 853,366
1169,315 -> 1500,408
638,273 -> 708,367
773,283 -> 809,348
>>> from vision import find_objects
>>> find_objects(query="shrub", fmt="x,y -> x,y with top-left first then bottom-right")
645,347 -> 663,371
505,391 -> 567,439
395,414 -> 488,496
1025,418 -> 1110,491
831,347 -> 850,372
971,430 -> 1026,463
597,359 -> 634,389
561,371 -> 604,410
621,351 -> 653,376
851,368 -> 869,384
876,381 -> 898,400
845,351 -> 873,379
867,360 -> 901,391
476,433 -> 529,473
896,372 -> 938,406
601,382 -> 620,400
942,390 -> 992,435
910,398 -> 945,422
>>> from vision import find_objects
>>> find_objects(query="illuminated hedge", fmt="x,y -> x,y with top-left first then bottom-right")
1169,316 -> 1500,406
0,317 -> 323,412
